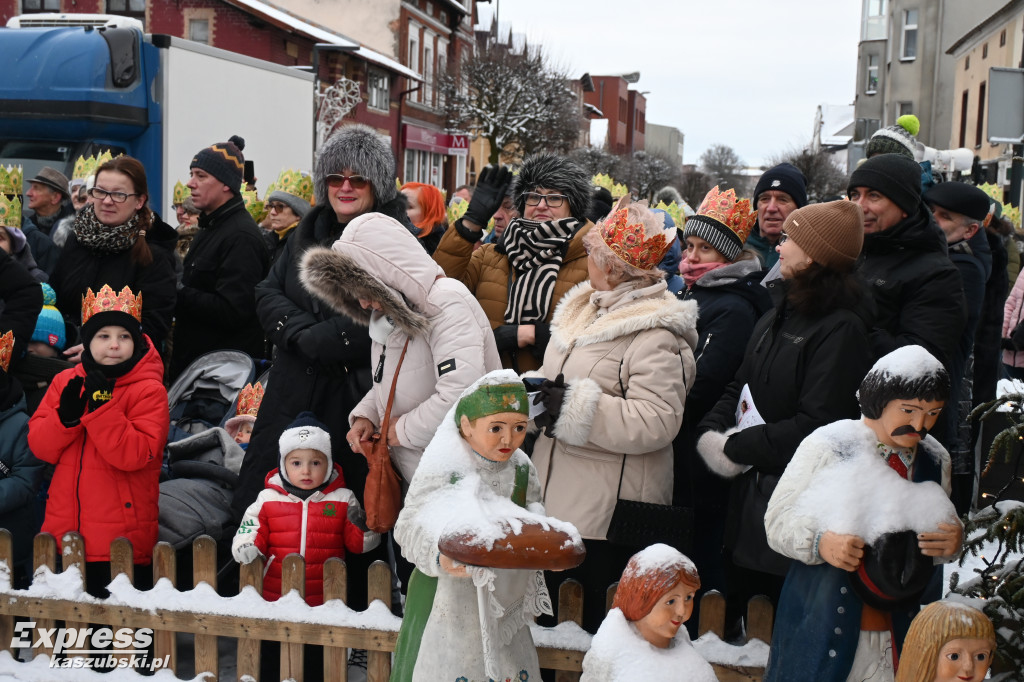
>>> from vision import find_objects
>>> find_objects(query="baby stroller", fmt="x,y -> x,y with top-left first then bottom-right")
166,350 -> 256,443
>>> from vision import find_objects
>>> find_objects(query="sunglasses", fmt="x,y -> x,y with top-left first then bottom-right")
325,174 -> 370,190
266,201 -> 288,212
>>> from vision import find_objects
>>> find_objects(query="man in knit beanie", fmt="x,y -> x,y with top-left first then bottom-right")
745,163 -> 808,269
847,153 -> 966,453
171,136 -> 270,379
866,115 -> 920,160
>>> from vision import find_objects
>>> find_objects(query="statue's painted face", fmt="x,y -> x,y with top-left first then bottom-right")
866,398 -> 944,449
934,638 -> 993,682
459,413 -> 528,462
633,580 -> 695,649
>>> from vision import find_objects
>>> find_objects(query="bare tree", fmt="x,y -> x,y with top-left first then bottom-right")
768,146 -> 849,201
678,167 -> 713,207
699,143 -> 744,192
625,151 -> 678,201
441,44 -> 580,164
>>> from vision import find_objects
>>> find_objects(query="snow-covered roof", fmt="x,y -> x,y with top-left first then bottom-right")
817,103 -> 856,146
222,0 -> 359,48
355,45 -> 423,82
584,103 -> 603,118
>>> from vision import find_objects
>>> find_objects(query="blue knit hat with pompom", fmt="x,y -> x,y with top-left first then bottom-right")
31,283 -> 66,351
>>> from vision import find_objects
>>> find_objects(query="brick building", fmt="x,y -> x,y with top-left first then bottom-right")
584,74 -> 646,155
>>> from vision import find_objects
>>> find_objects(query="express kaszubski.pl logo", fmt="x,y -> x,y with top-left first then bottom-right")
11,622 -> 169,670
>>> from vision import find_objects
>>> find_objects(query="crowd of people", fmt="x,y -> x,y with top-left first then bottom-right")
0,117 -> 1017,680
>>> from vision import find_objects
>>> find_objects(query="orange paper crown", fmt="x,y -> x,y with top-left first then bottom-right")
599,208 -> 672,271
81,285 -> 143,325
696,186 -> 757,243
235,382 -> 264,418
0,331 -> 13,372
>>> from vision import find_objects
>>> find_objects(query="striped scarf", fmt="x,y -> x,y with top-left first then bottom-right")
502,217 -> 578,323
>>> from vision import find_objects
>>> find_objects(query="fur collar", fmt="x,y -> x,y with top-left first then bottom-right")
550,281 -> 698,351
299,245 -> 431,337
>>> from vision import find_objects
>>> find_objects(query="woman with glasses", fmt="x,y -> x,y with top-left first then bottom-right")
50,156 -> 177,361
433,152 -> 593,372
232,124 -> 417,617
695,201 -> 874,638
261,173 -> 312,267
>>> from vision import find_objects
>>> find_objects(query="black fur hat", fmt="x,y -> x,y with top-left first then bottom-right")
513,152 -> 591,222
315,124 -> 397,209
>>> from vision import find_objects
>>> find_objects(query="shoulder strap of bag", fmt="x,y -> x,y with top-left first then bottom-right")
511,463 -> 530,509
379,338 -> 411,443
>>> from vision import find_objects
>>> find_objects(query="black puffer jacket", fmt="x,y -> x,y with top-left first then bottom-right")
699,280 -> 873,473
51,213 -> 178,353
0,252 -> 43,363
857,204 -> 967,372
170,197 -> 270,379
232,199 -> 417,523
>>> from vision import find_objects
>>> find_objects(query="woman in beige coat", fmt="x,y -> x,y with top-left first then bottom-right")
530,203 -> 698,632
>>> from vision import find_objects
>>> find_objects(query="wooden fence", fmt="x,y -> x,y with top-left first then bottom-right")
0,531 -> 770,681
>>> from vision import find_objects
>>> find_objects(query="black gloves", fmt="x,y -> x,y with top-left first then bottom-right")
57,376 -> 87,427
532,373 -> 566,439
84,370 -> 114,412
463,164 -> 513,231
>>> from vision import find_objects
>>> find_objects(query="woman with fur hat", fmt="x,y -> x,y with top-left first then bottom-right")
696,201 -> 874,637
528,202 -> 698,632
232,124 -> 418,612
433,153 -> 595,372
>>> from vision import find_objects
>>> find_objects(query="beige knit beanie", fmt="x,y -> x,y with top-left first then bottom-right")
783,201 -> 864,271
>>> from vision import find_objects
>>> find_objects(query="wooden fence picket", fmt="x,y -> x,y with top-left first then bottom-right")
192,536 -> 218,679
237,556 -> 264,681
280,554 -> 306,682
322,557 -> 348,682
152,542 -> 177,674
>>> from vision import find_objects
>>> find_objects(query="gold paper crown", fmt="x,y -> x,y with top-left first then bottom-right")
0,331 -> 12,372
173,180 -> 189,206
73,151 -> 115,181
696,186 -> 756,243
81,285 -> 143,326
0,194 -> 21,228
600,208 -> 672,271
592,173 -> 629,200
241,185 -> 266,223
0,165 -> 23,196
270,169 -> 314,204
653,201 -> 687,230
235,382 -> 265,418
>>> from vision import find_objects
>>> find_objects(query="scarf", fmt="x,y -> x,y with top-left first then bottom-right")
680,260 -> 728,288
73,203 -> 144,256
502,217 -> 578,324
590,280 -> 668,315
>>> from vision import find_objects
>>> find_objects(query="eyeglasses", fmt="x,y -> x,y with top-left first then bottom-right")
778,232 -> 789,244
266,201 -> 288,212
88,187 -> 138,203
325,174 -> 370,190
523,192 -> 568,208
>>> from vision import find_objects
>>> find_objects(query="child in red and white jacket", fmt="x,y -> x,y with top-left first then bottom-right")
232,412 -> 379,605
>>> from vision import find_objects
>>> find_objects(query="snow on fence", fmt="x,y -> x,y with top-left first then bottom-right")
0,530 -> 771,682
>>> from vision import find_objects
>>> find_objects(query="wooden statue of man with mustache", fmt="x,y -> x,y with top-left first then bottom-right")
760,345 -> 964,682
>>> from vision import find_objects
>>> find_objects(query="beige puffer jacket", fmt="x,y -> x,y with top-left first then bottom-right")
530,282 -> 698,540
300,212 -> 501,482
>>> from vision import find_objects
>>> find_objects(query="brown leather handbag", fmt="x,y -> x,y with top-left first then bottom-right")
358,338 -> 410,533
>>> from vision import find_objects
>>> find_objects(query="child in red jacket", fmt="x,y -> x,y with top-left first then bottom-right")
28,285 -> 168,597
232,411 -> 380,606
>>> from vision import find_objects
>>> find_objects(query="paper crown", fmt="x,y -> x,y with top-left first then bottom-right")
0,194 -> 21,228
268,168 -> 314,204
695,186 -> 756,243
81,285 -> 143,326
235,382 -> 265,418
0,165 -> 23,196
592,173 -> 629,199
0,331 -> 12,372
600,207 -> 672,271
653,201 -> 687,230
241,185 -> 266,223
173,180 -> 190,206
72,150 -> 115,181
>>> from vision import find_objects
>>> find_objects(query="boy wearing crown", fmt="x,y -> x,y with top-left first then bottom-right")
28,285 -> 168,597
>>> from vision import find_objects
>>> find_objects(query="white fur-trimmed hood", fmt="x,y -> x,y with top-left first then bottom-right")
549,281 -> 699,352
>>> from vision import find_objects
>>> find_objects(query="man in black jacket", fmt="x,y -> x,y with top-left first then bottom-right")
848,154 -> 967,376
170,136 -> 269,379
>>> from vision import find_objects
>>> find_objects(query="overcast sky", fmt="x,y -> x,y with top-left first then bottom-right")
481,0 -> 863,168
